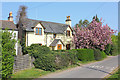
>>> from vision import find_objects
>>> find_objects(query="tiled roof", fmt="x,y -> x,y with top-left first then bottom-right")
49,39 -> 64,47
0,20 -> 17,30
21,18 -> 70,34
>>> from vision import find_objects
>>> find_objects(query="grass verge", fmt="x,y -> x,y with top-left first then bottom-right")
11,65 -> 78,79
105,68 -> 120,80
11,68 -> 50,79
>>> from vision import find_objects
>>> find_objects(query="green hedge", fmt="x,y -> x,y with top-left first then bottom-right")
76,49 -> 95,62
93,49 -> 106,61
27,44 -> 52,58
27,44 -> 78,72
33,52 -> 78,72
54,49 -> 95,62
2,30 -> 16,79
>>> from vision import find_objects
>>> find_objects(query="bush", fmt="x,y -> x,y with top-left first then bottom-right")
33,52 -> 78,72
2,30 -> 16,79
27,44 -> 78,72
93,49 -> 106,61
76,49 -> 94,62
110,44 -> 118,56
33,54 -> 56,72
27,44 -> 52,58
104,44 -> 111,55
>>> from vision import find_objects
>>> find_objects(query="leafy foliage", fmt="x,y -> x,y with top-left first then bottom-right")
93,49 -> 106,61
104,44 -> 111,55
73,17 -> 115,50
27,44 -> 52,58
76,49 -> 95,62
2,30 -> 16,79
75,19 -> 89,28
27,44 -> 78,72
118,32 -> 120,54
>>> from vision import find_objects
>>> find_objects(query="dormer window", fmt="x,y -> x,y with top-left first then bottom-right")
53,34 -> 56,38
66,30 -> 70,36
36,28 -> 42,35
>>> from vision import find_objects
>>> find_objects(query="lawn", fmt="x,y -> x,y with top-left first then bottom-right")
11,65 -> 78,79
11,68 -> 50,79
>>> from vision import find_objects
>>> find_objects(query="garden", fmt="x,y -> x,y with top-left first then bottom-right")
2,15 -> 119,79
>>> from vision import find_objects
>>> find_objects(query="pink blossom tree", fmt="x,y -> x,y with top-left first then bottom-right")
73,18 -> 115,50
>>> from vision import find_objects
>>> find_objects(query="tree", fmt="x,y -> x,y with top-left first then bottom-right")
2,30 -> 16,79
73,18 -> 115,50
75,19 -> 89,28
93,14 -> 100,22
16,5 -> 27,54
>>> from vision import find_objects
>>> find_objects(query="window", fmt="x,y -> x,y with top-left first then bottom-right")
36,28 -> 42,35
39,44 -> 42,46
66,44 -> 70,50
53,34 -> 56,38
66,30 -> 70,36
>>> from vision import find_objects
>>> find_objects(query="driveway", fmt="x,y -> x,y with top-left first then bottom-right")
36,55 -> 119,78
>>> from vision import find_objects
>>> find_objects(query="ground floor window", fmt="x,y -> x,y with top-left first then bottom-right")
66,44 -> 70,50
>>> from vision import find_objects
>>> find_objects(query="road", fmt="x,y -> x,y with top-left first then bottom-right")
40,55 -> 119,78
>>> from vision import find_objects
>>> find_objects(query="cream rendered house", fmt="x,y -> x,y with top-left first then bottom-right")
18,16 -> 74,50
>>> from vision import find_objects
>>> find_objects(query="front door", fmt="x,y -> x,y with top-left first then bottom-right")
66,44 -> 70,50
57,44 -> 62,50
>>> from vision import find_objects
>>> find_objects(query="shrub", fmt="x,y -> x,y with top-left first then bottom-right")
27,44 -> 52,58
110,44 -> 118,56
76,49 -> 94,62
101,51 -> 107,59
104,44 -> 111,55
93,49 -> 106,61
33,52 -> 78,72
33,54 -> 56,72
2,30 -> 16,79
27,44 -> 78,72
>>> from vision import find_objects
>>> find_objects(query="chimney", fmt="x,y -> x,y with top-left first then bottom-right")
8,11 -> 13,22
65,16 -> 71,27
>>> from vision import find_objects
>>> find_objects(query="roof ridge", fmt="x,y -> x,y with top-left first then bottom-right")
0,20 -> 14,22
26,18 -> 67,25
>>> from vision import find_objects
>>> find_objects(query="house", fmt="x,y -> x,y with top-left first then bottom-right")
0,12 -> 18,55
17,16 -> 74,50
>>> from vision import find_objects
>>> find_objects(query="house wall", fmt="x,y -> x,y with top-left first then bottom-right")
44,33 -> 54,47
26,23 -> 74,50
26,23 -> 45,46
64,27 -> 74,49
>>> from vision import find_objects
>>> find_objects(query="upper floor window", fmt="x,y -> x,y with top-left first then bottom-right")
66,30 -> 70,36
53,34 -> 56,38
36,28 -> 42,35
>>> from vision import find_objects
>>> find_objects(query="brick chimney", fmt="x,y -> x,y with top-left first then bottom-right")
65,16 -> 71,27
8,11 -> 13,22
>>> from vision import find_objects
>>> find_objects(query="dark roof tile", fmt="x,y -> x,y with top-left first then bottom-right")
0,20 -> 17,30
49,39 -> 64,47
22,18 -> 70,34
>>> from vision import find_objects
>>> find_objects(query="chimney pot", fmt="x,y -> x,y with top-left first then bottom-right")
9,11 -> 12,16
8,11 -> 13,22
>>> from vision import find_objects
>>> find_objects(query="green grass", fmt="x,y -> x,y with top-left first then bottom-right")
77,60 -> 97,65
11,68 -> 50,79
106,68 -> 120,80
11,65 -> 78,79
